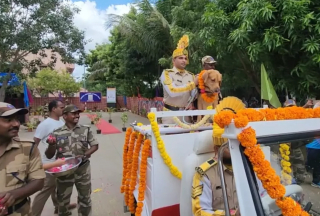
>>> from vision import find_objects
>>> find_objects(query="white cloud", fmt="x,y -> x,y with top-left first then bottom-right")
70,0 -> 132,79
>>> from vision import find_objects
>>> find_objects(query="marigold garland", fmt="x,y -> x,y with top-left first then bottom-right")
128,133 -> 144,213
198,70 -> 218,103
215,106 -> 315,216
136,139 -> 151,216
124,131 -> 137,206
173,105 -> 213,129
148,112 -> 182,179
279,144 -> 292,185
121,128 -> 133,193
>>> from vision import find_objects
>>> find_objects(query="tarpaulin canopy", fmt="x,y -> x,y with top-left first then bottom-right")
0,73 -> 20,86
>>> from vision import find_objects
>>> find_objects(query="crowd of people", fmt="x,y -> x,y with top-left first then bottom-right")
0,100 -> 99,216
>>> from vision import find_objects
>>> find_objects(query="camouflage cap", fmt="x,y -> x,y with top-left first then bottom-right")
63,104 -> 82,114
284,99 -> 296,107
0,102 -> 28,117
202,56 -> 217,65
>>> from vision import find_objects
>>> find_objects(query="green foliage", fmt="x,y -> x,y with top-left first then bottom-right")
58,71 -> 81,97
121,112 -> 128,127
0,0 -> 86,100
28,68 -> 80,97
84,0 -> 320,101
28,68 -> 59,97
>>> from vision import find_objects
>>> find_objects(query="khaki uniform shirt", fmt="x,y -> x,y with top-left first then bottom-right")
52,124 -> 99,160
0,137 -> 45,216
192,158 -> 239,216
160,67 -> 197,108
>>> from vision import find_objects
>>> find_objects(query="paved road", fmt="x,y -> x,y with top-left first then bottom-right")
23,112 -> 149,216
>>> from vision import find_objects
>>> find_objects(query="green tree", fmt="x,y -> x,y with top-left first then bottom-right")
201,0 -> 320,98
0,0 -> 86,101
57,71 -> 81,97
28,68 -> 60,97
28,69 -> 80,97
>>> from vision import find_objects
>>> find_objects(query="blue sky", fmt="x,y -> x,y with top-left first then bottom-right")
70,0 -> 134,80
91,0 -> 134,9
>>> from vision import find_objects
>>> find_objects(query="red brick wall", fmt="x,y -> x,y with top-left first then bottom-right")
30,96 -> 164,113
31,97 -> 107,110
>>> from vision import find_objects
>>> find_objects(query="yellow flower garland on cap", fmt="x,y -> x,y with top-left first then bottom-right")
147,112 -> 182,179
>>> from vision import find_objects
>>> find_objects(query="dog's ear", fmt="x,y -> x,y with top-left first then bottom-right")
202,71 -> 209,83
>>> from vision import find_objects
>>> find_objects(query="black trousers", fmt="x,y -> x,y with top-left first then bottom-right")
306,148 -> 320,184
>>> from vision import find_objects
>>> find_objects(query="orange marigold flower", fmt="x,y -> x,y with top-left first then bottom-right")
237,127 -> 257,147
260,108 -> 277,120
275,108 -> 286,120
314,107 -> 320,118
214,110 -> 235,128
234,115 -> 249,128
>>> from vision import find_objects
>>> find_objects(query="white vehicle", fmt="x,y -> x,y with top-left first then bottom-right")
124,108 -> 320,216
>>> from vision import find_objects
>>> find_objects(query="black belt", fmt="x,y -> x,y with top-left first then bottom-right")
6,198 -> 28,215
164,104 -> 181,111
79,159 -> 89,167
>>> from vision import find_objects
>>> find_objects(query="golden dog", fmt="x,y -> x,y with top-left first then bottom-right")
197,69 -> 222,122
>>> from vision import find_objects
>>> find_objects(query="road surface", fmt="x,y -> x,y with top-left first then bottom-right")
24,112 -> 149,216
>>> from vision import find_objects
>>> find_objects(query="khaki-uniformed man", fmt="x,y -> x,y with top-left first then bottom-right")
45,105 -> 99,216
191,147 -> 240,216
0,102 -> 45,216
160,35 -> 198,124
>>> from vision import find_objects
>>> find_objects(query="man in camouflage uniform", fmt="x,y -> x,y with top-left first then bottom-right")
0,102 -> 45,216
45,105 -> 99,216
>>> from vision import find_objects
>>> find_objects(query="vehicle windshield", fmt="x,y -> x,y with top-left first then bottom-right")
255,136 -> 320,216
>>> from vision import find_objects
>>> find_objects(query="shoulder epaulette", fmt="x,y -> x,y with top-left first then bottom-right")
17,138 -> 36,158
195,158 -> 217,177
15,137 -> 34,143
186,70 -> 194,75
165,69 -> 174,73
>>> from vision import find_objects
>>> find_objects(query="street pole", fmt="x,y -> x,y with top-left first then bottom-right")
83,65 -> 86,90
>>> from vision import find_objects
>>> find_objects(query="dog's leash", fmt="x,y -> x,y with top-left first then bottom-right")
182,90 -> 198,124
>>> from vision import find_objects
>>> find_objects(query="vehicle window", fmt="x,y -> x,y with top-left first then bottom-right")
257,137 -> 320,216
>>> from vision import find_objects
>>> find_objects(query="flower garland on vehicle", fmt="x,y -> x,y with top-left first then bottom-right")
198,70 -> 217,103
148,112 -> 182,179
121,128 -> 133,193
135,139 -> 151,216
214,107 -> 316,216
279,143 -> 292,185
124,131 -> 137,206
128,133 -> 144,213
173,105 -> 213,129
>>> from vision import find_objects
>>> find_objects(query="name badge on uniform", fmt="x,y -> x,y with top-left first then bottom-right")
57,136 -> 68,141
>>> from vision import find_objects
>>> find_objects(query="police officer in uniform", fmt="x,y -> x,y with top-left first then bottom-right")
160,35 -> 198,124
191,147 -> 239,215
45,105 -> 99,216
0,102 -> 45,216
